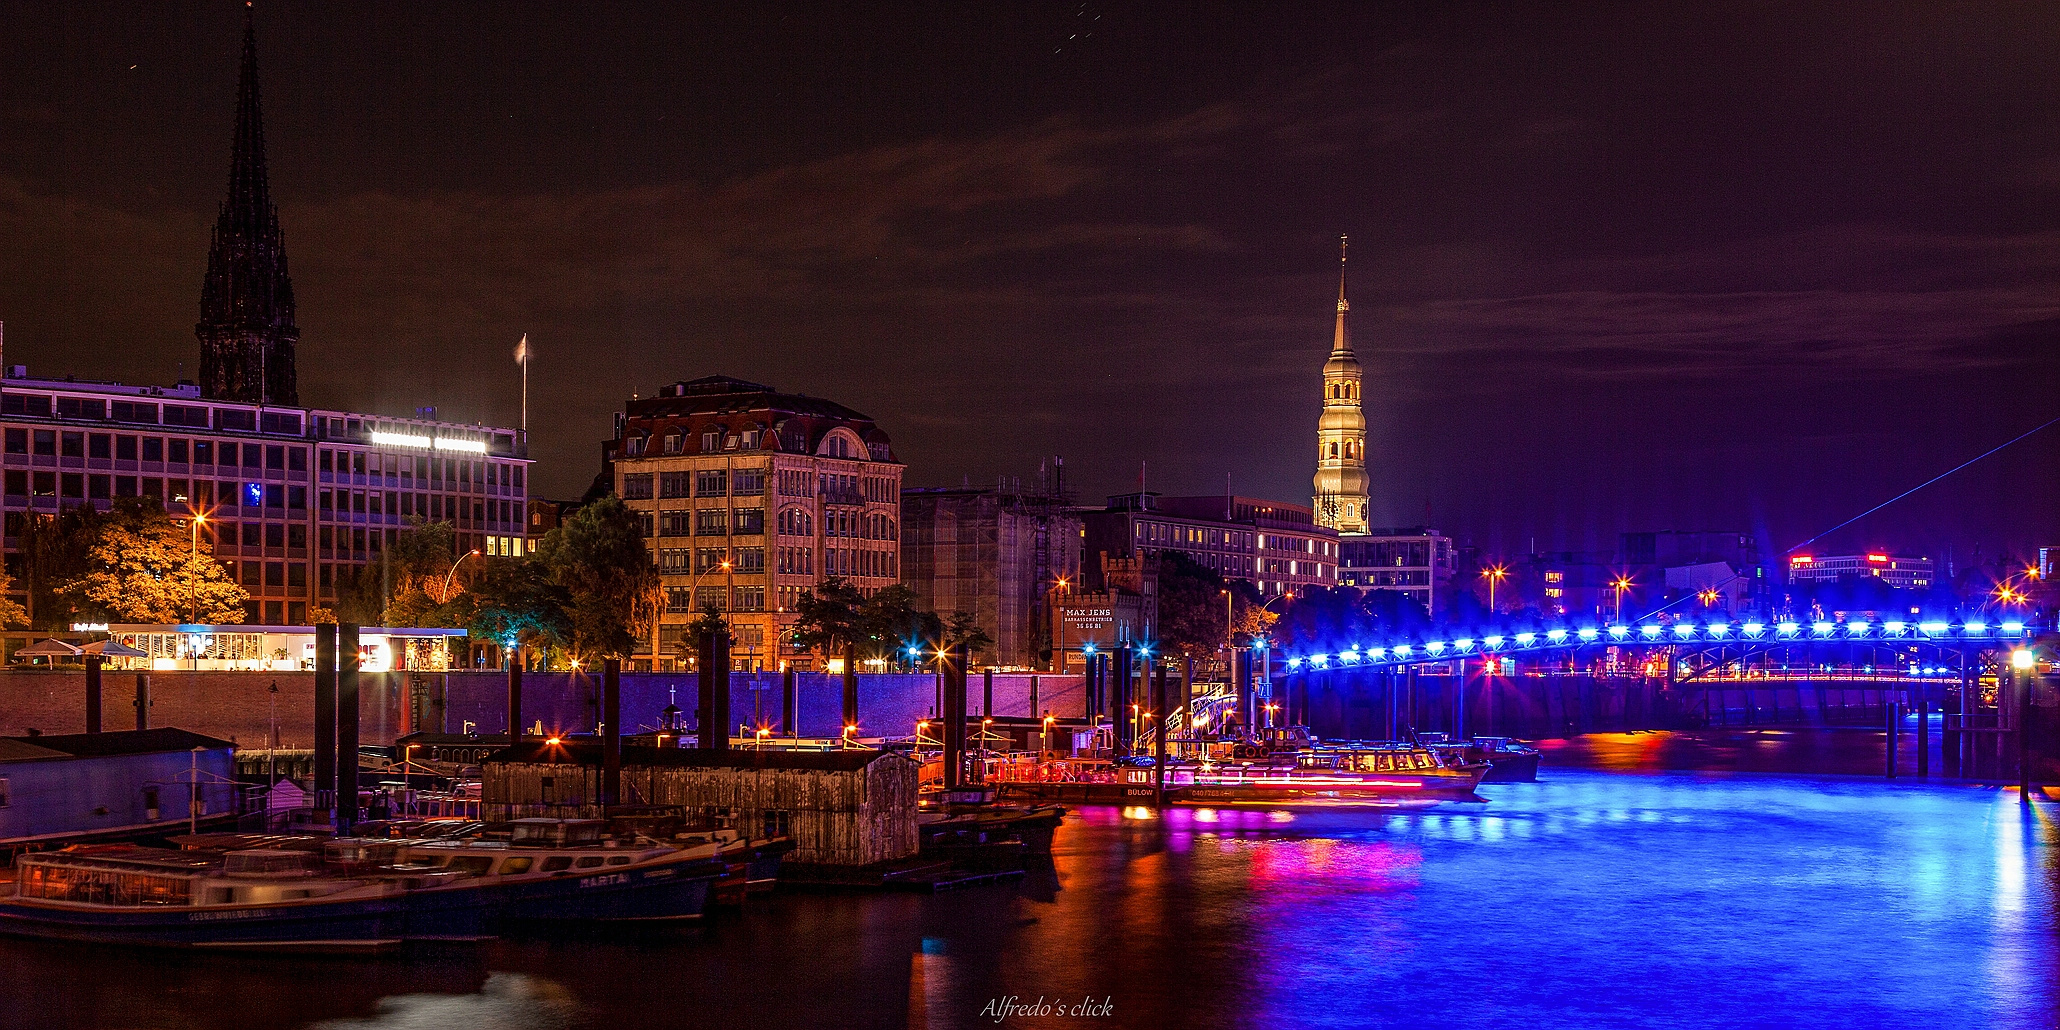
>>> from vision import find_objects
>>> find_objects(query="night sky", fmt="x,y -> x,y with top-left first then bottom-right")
5,2 -> 2057,567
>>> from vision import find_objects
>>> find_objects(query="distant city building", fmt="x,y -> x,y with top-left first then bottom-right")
1338,527 -> 1455,613
604,376 -> 903,672
1078,493 -> 1337,598
524,497 -> 580,549
0,18 -> 528,626
1621,531 -> 1767,605
900,484 -> 1082,668
1312,239 -> 1370,535
1052,554 -> 1156,672
1788,553 -> 1934,590
2040,546 -> 2057,580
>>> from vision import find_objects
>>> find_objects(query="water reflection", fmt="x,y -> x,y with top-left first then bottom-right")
0,771 -> 2051,1030
312,972 -> 578,1030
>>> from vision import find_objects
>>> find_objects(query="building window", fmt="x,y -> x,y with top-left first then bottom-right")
621,474 -> 654,500
660,472 -> 691,499
660,510 -> 691,537
695,548 -> 728,574
659,548 -> 690,574
736,546 -> 765,572
733,508 -> 765,535
695,509 -> 728,536
732,586 -> 765,612
696,469 -> 728,497
695,586 -> 727,611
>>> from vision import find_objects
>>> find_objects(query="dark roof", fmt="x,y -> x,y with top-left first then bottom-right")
3,728 -> 235,760
625,376 -> 877,424
485,741 -> 901,773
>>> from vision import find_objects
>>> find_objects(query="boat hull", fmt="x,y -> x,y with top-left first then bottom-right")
496,857 -> 724,923
0,895 -> 406,951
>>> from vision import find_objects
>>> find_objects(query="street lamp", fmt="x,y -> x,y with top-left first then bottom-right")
1051,575 -> 1071,672
1612,575 -> 1635,624
443,549 -> 482,601
183,506 -> 212,626
1482,565 -> 1507,612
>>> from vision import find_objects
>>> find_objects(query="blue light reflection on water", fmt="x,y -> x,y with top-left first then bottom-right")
1084,772 -> 2059,1030
0,771 -> 2051,1030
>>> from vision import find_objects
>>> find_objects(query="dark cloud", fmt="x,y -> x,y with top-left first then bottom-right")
2,1 -> 2057,563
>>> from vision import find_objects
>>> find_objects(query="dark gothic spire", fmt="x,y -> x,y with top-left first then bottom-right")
197,6 -> 299,405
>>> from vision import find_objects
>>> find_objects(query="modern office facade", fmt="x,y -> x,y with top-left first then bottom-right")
1078,493 -> 1337,598
605,376 -> 903,672
0,16 -> 528,626
0,374 -> 530,626
1788,553 -> 1935,590
900,486 -> 1082,668
1337,527 -> 1456,613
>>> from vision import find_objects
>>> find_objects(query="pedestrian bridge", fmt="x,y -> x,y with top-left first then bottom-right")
1280,615 -> 2038,673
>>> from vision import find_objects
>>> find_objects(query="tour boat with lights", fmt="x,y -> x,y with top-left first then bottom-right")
994,742 -> 1487,804
0,845 -> 408,950
1160,742 -> 1489,802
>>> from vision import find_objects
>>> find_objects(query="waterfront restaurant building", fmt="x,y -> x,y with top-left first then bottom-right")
604,376 -> 904,672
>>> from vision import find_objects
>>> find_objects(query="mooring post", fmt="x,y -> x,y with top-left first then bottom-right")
313,623 -> 336,825
1886,697 -> 1899,778
1916,685 -> 1929,778
83,655 -> 102,734
507,653 -> 523,744
1153,663 -> 1169,805
942,644 -> 965,790
842,642 -> 859,736
602,657 -> 621,810
134,674 -> 149,731
337,624 -> 361,837
782,664 -> 797,736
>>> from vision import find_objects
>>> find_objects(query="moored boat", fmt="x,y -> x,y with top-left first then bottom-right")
393,818 -> 728,924
0,845 -> 406,951
1166,742 -> 1488,802
1420,734 -> 1543,782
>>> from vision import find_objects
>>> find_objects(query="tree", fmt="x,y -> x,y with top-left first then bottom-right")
536,496 -> 660,661
792,577 -> 867,656
16,504 -> 116,629
1155,551 -> 1233,658
64,499 -> 248,623
940,610 -> 993,661
465,556 -> 571,656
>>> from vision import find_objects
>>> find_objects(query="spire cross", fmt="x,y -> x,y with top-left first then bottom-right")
1336,234 -> 1349,313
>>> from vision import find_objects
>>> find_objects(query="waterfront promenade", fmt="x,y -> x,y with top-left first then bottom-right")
1,759 -> 2050,1029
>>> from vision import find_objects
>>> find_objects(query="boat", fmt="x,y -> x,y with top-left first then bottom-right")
0,845 -> 407,951
392,818 -> 730,924
994,742 -> 1487,804
1164,742 -> 1488,802
1419,734 -> 1543,782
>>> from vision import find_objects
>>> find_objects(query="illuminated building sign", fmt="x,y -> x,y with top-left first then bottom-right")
1790,555 -> 1813,565
371,430 -> 489,454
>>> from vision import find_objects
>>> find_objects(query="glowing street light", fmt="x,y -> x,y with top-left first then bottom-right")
1612,575 -> 1634,624
1482,565 -> 1507,612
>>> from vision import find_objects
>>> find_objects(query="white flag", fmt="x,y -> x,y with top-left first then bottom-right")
514,334 -> 530,364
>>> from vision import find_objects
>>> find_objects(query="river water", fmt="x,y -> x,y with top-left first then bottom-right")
3,764 -> 2055,1030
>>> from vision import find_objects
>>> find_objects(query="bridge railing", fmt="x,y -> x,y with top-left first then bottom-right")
1282,615 -> 2039,672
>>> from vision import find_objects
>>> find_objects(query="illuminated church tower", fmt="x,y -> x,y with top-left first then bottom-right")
1312,236 -> 1369,535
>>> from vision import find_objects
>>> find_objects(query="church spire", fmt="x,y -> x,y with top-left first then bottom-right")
1332,234 -> 1351,355
197,4 -> 299,405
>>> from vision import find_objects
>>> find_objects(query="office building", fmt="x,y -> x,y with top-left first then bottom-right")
604,376 -> 903,672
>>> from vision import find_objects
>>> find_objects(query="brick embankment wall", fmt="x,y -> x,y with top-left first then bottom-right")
0,669 -> 1091,747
